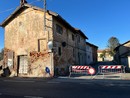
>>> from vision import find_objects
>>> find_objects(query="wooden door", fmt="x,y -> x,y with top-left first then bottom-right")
18,56 -> 28,74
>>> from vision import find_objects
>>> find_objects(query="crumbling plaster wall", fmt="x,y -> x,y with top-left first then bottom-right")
4,7 -> 53,77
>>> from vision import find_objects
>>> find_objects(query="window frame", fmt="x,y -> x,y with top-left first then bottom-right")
56,24 -> 63,35
73,48 -> 75,57
58,47 -> 62,56
78,36 -> 80,43
72,34 -> 75,41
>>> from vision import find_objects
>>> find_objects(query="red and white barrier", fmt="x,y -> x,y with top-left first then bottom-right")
69,65 -> 95,77
96,65 -> 126,79
101,65 -> 122,69
72,66 -> 90,70
99,65 -> 125,73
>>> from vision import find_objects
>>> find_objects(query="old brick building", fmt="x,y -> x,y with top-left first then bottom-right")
0,4 -> 87,77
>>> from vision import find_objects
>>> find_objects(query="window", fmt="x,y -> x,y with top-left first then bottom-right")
73,48 -> 75,57
58,47 -> 62,56
87,46 -> 89,50
72,34 -> 75,41
56,24 -> 63,34
78,36 -> 80,43
88,55 -> 90,59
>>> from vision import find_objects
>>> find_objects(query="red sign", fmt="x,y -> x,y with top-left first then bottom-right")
88,68 -> 95,75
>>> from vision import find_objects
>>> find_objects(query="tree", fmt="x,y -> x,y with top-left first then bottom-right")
107,37 -> 120,56
100,50 -> 106,61
0,49 -> 4,61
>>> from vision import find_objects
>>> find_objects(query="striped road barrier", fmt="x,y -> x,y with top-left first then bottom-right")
93,65 -> 126,79
69,65 -> 95,77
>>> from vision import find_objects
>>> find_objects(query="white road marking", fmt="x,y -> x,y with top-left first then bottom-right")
119,84 -> 130,87
107,84 -> 115,86
3,80 -> 35,83
104,83 -> 130,87
47,81 -> 60,84
24,96 -> 43,98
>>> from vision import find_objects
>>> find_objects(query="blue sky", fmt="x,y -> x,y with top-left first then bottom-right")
0,0 -> 130,50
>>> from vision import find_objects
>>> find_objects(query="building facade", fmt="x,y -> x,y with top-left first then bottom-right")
86,42 -> 98,64
86,42 -> 93,64
0,4 -> 87,77
97,49 -> 113,61
91,43 -> 98,64
114,40 -> 130,69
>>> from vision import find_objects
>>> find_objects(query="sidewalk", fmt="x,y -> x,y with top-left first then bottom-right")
0,73 -> 130,82
67,73 -> 130,80
0,76 -> 53,82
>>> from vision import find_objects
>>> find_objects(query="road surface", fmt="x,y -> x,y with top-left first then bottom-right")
0,77 -> 130,98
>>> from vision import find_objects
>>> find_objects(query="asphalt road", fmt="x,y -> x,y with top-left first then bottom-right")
0,77 -> 130,98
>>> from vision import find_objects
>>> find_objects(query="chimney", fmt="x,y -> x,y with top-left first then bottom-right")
20,0 -> 28,6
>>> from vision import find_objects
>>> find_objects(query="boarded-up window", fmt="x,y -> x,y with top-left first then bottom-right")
38,39 -> 46,52
7,51 -> 14,67
19,56 -> 28,74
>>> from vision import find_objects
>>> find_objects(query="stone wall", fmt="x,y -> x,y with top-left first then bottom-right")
3,6 -> 87,77
4,7 -> 53,77
52,17 -> 86,75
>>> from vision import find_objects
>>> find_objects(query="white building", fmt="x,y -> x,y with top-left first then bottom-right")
86,42 -> 93,64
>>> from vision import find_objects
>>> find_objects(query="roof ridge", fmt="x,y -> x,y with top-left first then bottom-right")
0,3 -> 88,39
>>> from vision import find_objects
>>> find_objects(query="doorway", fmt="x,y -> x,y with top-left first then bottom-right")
17,55 -> 28,75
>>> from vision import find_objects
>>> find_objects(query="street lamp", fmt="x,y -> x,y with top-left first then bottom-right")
48,40 -> 53,52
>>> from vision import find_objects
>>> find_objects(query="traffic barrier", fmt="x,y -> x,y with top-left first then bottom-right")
94,65 -> 126,79
69,65 -> 95,77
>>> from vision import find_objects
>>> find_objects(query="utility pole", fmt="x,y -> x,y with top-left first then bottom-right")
44,0 -> 46,32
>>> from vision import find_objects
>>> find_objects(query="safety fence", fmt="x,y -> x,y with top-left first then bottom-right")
69,65 -> 95,77
93,65 -> 126,79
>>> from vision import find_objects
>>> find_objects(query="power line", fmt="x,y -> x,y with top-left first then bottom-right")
0,8 -> 15,14
29,0 -> 42,4
0,0 -> 42,14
